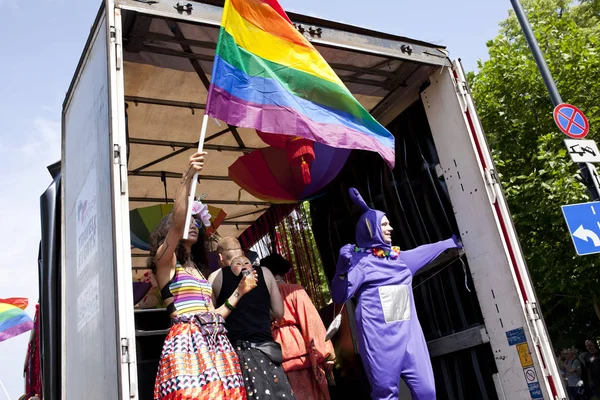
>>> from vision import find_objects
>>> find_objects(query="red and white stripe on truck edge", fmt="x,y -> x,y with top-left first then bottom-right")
450,67 -> 558,399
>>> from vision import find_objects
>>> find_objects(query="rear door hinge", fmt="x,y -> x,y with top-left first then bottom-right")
526,301 -> 541,322
110,25 -> 123,71
485,168 -> 498,185
121,337 -> 132,364
121,337 -> 137,397
484,168 -> 499,204
451,69 -> 468,113
114,144 -> 127,195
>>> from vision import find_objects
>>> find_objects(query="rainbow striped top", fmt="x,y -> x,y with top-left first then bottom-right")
167,264 -> 212,316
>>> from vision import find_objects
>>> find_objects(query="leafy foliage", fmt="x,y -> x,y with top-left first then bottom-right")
469,0 -> 600,348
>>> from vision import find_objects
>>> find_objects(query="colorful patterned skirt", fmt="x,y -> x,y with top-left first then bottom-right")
154,313 -> 247,399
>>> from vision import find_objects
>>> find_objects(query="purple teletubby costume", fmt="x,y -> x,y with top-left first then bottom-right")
331,188 -> 461,400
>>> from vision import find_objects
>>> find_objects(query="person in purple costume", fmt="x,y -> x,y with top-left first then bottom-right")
331,187 -> 462,400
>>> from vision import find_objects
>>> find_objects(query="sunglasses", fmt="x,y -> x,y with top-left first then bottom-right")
191,215 -> 202,229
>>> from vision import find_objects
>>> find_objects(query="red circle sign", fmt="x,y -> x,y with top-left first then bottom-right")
553,103 -> 589,139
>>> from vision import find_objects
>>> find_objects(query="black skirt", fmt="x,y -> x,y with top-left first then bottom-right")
235,340 -> 296,399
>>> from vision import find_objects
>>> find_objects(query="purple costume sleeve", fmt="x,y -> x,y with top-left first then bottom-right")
400,237 -> 461,275
331,245 -> 366,304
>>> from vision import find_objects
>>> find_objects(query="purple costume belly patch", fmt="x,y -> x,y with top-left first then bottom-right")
331,188 -> 460,400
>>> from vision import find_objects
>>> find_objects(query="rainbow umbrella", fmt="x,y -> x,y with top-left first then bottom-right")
0,298 -> 33,343
229,142 -> 350,204
130,203 -> 227,250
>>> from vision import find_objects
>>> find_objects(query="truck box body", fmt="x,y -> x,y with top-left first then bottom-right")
44,0 -> 566,398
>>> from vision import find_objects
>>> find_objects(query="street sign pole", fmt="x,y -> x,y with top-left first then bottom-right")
509,0 -> 600,201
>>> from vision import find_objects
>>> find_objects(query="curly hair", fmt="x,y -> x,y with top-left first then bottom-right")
147,214 -> 209,276
260,253 -> 292,277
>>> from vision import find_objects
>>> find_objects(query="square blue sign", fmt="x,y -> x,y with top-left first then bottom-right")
561,201 -> 600,256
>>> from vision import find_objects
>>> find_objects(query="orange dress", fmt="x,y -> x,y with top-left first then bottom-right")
272,283 -> 335,400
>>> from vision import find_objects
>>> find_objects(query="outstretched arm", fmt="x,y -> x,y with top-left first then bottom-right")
400,236 -> 461,275
331,245 -> 366,304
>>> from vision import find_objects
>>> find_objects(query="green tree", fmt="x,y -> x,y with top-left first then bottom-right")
469,0 -> 600,347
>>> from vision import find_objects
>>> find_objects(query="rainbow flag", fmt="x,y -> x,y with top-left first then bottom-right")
0,298 -> 34,342
206,0 -> 396,168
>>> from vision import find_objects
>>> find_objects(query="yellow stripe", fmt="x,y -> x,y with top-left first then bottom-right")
0,303 -> 15,313
223,1 -> 343,85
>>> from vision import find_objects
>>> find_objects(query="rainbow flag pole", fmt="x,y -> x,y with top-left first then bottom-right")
0,378 -> 12,400
182,114 -> 209,240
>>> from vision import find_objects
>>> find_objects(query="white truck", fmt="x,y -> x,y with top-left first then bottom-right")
37,0 -> 566,399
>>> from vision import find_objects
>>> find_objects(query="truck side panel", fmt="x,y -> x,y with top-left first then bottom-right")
421,67 -> 561,399
61,14 -> 121,399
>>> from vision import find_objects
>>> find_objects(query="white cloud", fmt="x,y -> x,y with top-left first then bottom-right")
17,118 -> 61,159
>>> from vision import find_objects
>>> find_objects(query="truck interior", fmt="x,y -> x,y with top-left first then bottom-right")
38,2 -> 502,399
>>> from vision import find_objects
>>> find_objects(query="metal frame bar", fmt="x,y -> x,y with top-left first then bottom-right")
426,325 -> 489,358
131,146 -> 188,172
116,0 -> 450,67
128,137 -> 256,152
224,208 -> 269,221
128,170 -> 231,181
221,220 -> 254,225
144,31 -> 216,50
128,197 -> 271,206
205,127 -> 232,142
125,95 -> 205,110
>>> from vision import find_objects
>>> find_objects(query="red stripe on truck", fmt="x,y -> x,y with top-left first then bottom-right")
453,67 -> 558,398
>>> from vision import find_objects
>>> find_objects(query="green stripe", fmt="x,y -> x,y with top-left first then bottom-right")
0,308 -> 23,323
216,28 -> 380,128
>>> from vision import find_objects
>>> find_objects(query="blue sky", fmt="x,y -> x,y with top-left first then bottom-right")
0,0 -> 510,398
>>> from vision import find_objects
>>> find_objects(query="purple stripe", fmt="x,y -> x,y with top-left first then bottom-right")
173,295 -> 209,302
0,312 -> 32,332
207,85 -> 395,168
0,320 -> 33,342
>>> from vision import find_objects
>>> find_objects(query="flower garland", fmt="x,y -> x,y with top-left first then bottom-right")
354,245 -> 401,260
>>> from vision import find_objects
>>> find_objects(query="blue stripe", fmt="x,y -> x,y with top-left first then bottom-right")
0,313 -> 32,332
211,56 -> 394,148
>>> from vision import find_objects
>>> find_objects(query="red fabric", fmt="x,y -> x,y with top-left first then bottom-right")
272,283 -> 334,400
24,304 -> 41,397
287,368 -> 327,400
257,0 -> 293,23
0,297 -> 28,310
238,204 -> 295,251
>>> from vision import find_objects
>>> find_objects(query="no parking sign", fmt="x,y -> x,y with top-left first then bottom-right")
553,103 -> 589,138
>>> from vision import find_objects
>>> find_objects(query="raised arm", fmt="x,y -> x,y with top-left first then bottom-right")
262,267 -> 285,319
331,245 -> 366,304
154,152 -> 206,285
400,236 -> 461,275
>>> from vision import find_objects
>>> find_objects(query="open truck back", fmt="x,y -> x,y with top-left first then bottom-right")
37,0 -> 566,398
